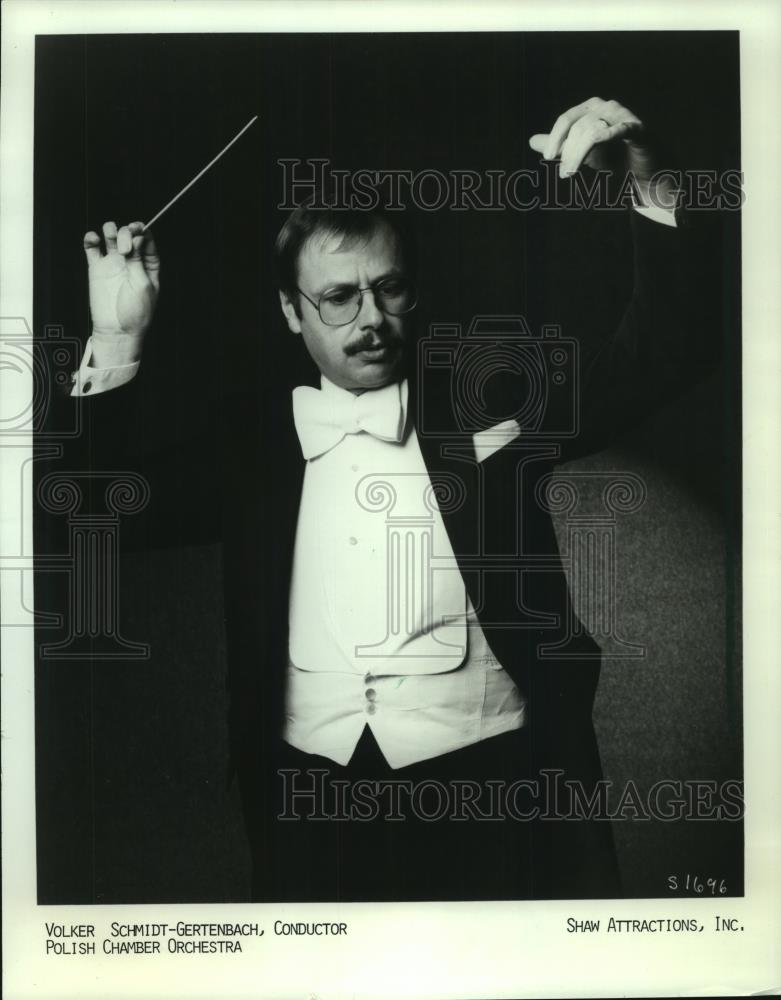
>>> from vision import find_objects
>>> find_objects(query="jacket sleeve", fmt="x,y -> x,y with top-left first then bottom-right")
39,363 -> 227,551
556,207 -> 729,463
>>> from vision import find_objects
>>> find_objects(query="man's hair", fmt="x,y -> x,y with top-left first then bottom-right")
274,191 -> 416,318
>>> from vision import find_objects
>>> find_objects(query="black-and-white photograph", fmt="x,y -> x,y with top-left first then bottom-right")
28,28 -> 744,908
7,2 -> 781,996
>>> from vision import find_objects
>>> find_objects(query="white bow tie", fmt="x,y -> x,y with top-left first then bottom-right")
292,379 -> 408,460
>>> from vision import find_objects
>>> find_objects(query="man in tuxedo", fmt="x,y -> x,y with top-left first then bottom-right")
69,97 -> 717,901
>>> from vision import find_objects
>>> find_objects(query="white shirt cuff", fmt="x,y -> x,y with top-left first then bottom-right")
473,419 -> 522,463
70,337 -> 140,397
632,202 -> 678,228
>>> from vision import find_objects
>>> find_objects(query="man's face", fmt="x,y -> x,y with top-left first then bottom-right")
279,221 -> 410,392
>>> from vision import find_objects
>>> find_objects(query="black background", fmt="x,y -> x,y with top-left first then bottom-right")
34,32 -> 741,902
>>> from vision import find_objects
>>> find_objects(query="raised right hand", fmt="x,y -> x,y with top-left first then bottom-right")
83,221 -> 160,366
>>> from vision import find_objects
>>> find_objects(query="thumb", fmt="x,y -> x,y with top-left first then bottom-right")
126,234 -> 149,283
126,226 -> 159,290
139,228 -> 160,291
528,133 -> 550,155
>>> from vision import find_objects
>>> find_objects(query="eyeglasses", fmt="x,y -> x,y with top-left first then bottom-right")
297,276 -> 417,327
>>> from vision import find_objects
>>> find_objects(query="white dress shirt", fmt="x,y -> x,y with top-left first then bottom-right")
286,376 -> 527,768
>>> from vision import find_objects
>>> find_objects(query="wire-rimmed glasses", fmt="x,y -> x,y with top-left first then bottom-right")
297,276 -> 417,327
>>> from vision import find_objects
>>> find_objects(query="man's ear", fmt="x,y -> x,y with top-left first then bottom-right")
279,290 -> 302,334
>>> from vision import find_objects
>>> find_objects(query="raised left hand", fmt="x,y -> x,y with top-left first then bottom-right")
529,97 -> 676,210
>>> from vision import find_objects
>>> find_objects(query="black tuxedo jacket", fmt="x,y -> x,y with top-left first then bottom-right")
44,209 -> 722,892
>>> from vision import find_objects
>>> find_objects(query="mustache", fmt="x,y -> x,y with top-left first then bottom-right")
345,332 -> 403,356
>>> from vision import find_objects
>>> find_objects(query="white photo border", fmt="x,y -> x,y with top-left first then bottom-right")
2,1 -> 779,998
